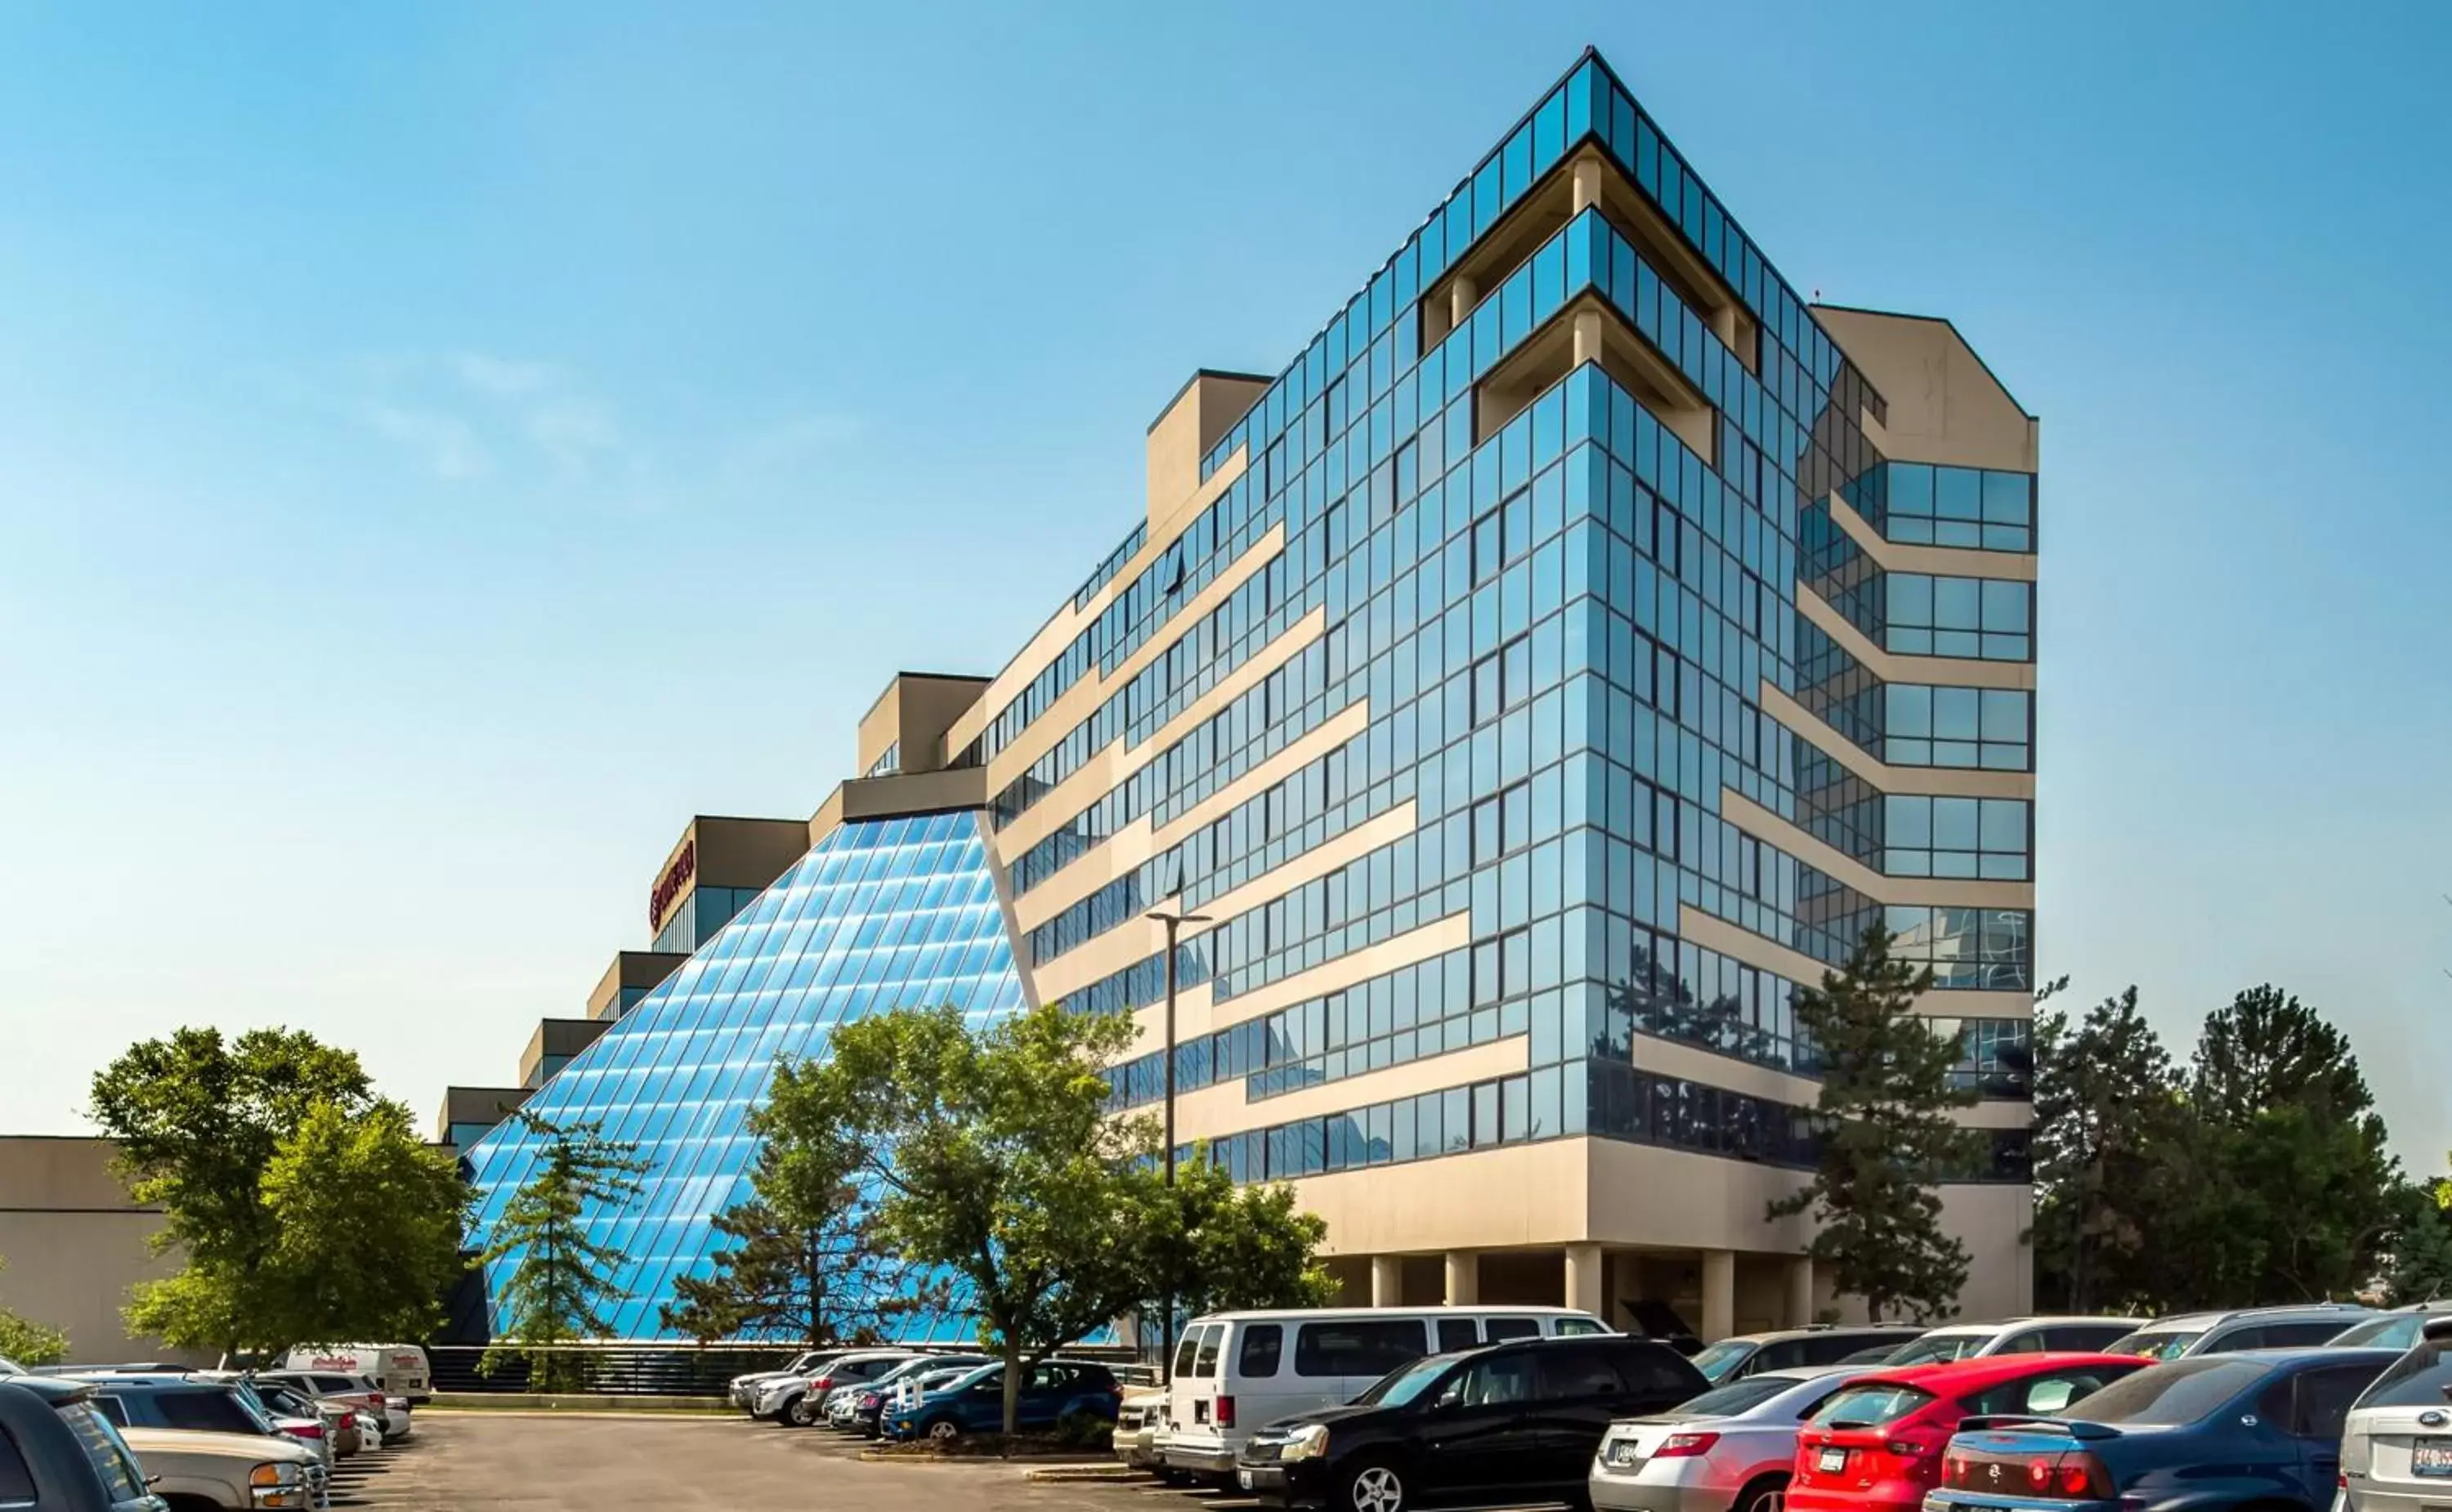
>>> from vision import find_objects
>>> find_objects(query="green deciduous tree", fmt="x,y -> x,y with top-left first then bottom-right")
89,1027 -> 472,1357
1142,1149 -> 1336,1326
257,1099 -> 468,1349
785,1003 -> 1157,1438
2031,986 -> 2186,1313
1769,924 -> 1979,1322
0,1257 -> 70,1366
478,1112 -> 649,1392
2167,986 -> 2401,1306
658,1093 -> 903,1347
2384,1165 -> 2452,1304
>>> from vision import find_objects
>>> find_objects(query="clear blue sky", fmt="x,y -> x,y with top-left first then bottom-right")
3,2 -> 2445,1168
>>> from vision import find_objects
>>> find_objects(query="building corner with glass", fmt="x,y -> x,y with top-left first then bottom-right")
442,45 -> 2042,1344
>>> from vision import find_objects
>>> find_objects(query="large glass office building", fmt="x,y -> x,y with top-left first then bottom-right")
455,47 -> 2040,1341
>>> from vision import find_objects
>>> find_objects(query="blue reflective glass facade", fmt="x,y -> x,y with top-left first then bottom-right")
463,811 -> 1025,1340
459,46 -> 2040,1338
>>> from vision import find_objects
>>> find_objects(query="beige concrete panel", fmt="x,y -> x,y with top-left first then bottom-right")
1168,1035 -> 1531,1145
586,951 -> 687,1018
692,816 -> 811,889
1761,683 -> 2037,802
0,1209 -> 188,1365
1718,790 -> 2034,911
1811,306 -> 2039,474
519,1018 -> 611,1086
943,602 -> 1092,762
1031,803 -> 1419,1004
1673,907 -> 2029,1022
1800,587 -> 2034,692
1825,492 -> 2036,584
1627,1032 -> 1819,1106
433,1086 -> 530,1143
1586,1138 -> 1816,1253
840,768 -> 988,821
0,1137 -> 134,1210
1149,375 -> 1269,535
1935,1183 -> 2036,1321
1953,1101 -> 2035,1131
1297,1141 -> 1591,1256
984,523 -> 1287,794
1129,910 -> 1473,1054
859,673 -> 991,776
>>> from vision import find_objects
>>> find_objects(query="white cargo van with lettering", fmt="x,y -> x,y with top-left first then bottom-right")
1157,1305 -> 1611,1478
280,1345 -> 432,1405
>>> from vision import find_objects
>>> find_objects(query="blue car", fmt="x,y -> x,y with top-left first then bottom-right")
1927,1348 -> 2403,1512
882,1358 -> 1121,1442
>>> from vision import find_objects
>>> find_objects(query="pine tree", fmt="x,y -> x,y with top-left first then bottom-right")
657,1132 -> 901,1348
1768,924 -> 1978,1322
478,1112 -> 648,1392
2030,986 -> 2183,1311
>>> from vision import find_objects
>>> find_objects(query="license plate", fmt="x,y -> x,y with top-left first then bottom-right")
1238,1471 -> 1255,1490
1818,1448 -> 1848,1474
2414,1439 -> 2452,1478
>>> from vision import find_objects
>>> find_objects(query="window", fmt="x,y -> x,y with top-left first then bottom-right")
1537,1346 -> 1626,1400
2056,1358 -> 2262,1425
59,1402 -> 146,1504
1884,796 -> 2029,880
1437,1350 -> 1537,1408
153,1389 -> 256,1435
1238,1324 -> 1283,1379
1485,1317 -> 1541,1342
0,1425 -> 31,1503
1673,1376 -> 1796,1418
2288,1363 -> 2388,1439
2360,1336 -> 2452,1409
1614,1344 -> 1707,1395
1883,463 -> 2034,552
1884,686 -> 2030,771
1802,1333 -> 1884,1366
1173,1323 -> 1214,1380
1554,1317 -> 1609,1337
1295,1319 -> 1428,1378
1437,1318 -> 1480,1352
1886,574 -> 2032,661
1753,1340 -> 1809,1371
1811,1384 -> 1936,1427
2042,1323 -> 2135,1353
1992,1328 -> 2047,1353
1192,1328 -> 1224,1377
91,1397 -> 129,1428
1966,1370 -> 2123,1417
2256,1322 -> 2354,1350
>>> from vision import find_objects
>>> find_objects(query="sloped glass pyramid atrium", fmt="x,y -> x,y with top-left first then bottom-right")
461,810 -> 1027,1340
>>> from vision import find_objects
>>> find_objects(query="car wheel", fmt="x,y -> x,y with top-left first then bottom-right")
1734,1474 -> 1790,1512
1341,1457 -> 1407,1512
925,1417 -> 961,1443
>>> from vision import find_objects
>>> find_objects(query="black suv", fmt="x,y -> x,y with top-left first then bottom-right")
1236,1334 -> 1707,1512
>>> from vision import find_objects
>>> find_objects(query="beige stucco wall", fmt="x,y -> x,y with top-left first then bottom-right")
1811,306 -> 2038,474
0,1137 -> 194,1365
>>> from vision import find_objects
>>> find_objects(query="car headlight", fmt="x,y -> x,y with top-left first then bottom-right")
1280,1424 -> 1330,1462
250,1461 -> 308,1509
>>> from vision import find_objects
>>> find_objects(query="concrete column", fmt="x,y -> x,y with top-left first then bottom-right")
1572,154 -> 1604,214
1573,307 -> 1604,367
1700,1250 -> 1736,1342
1450,275 -> 1479,331
1443,1250 -> 1479,1306
1564,1244 -> 1604,1317
1370,1255 -> 1404,1308
1785,1255 -> 1816,1328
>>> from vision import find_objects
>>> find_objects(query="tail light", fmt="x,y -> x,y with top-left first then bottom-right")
811,1376 -> 834,1390
292,1423 -> 324,1439
1888,1433 -> 1941,1461
1945,1449 -> 2111,1499
1657,1432 -> 1720,1458
1214,1395 -> 1236,1428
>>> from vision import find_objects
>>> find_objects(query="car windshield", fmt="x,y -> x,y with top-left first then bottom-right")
1883,1334 -> 1984,1366
1812,1384 -> 1935,1429
1667,1376 -> 1801,1419
2330,1315 -> 2424,1351
1355,1356 -> 1458,1408
942,1364 -> 1000,1393
2107,1330 -> 2201,1361
0,1357 -> 24,1378
2056,1357 -> 2265,1425
1687,1340 -> 1758,1383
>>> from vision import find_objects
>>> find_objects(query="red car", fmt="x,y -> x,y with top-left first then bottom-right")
1788,1354 -> 2146,1512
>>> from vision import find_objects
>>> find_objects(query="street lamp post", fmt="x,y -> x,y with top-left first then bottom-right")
1145,906 -> 1209,1385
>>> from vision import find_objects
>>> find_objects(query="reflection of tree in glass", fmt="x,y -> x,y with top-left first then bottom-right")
1595,942 -> 1794,1071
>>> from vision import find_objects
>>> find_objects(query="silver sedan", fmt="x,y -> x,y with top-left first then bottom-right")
1591,1366 -> 1876,1512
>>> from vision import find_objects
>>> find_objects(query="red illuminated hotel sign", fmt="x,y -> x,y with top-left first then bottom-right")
650,839 -> 696,928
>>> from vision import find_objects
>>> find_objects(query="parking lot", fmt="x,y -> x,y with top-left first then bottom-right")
339,1411 -> 1301,1512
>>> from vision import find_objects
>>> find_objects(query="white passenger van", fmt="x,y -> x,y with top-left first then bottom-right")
1157,1305 -> 1611,1477
280,1344 -> 432,1404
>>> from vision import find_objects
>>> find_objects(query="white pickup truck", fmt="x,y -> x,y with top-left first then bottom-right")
118,1425 -> 326,1510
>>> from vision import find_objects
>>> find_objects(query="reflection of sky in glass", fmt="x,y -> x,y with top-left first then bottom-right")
463,810 -> 1025,1340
